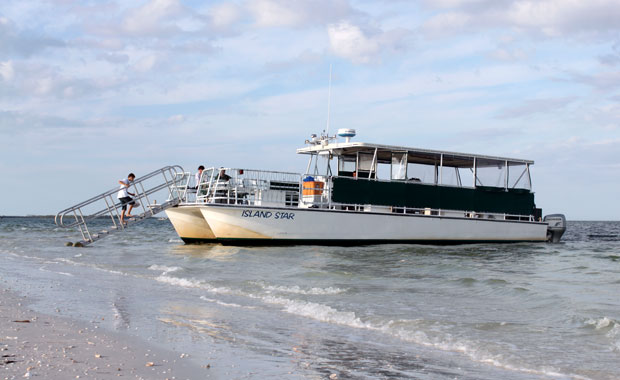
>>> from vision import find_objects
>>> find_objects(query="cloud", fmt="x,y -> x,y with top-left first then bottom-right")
0,17 -> 65,58
568,70 -> 620,91
248,0 -> 355,28
489,46 -> 528,62
0,61 -> 116,102
207,3 -> 243,32
327,22 -> 411,64
0,60 -> 15,81
0,110 -> 88,133
97,52 -> 130,64
263,50 -> 323,73
597,41 -> 620,66
496,96 -> 576,119
121,0 -> 186,36
422,0 -> 620,38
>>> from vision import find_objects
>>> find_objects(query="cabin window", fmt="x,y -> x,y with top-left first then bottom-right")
357,152 -> 376,178
406,163 -> 435,184
507,163 -> 532,190
338,156 -> 356,177
391,152 -> 407,180
475,159 -> 506,188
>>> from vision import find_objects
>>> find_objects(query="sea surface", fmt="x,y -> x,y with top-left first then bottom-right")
0,217 -> 619,379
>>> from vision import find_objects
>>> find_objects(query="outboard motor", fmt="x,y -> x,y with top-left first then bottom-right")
544,214 -> 566,243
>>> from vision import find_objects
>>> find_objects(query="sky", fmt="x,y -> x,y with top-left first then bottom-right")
1,0 -> 619,219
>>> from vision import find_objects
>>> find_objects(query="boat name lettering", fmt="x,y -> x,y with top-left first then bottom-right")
241,210 -> 294,220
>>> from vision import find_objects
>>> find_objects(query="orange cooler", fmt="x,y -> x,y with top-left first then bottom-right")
302,181 -> 324,195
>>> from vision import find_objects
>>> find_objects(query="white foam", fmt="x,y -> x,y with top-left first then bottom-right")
155,275 -> 232,294
199,296 -> 255,309
148,264 -> 182,274
261,295 -> 370,328
257,295 -> 573,379
258,283 -> 347,295
38,266 -> 73,277
585,316 -> 614,329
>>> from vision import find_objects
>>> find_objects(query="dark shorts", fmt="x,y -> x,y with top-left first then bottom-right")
119,197 -> 135,211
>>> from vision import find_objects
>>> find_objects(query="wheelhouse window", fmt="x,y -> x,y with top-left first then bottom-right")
357,152 -> 376,178
391,152 -> 407,180
338,155 -> 356,177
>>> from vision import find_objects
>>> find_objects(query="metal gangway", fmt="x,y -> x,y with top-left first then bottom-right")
55,165 -> 190,246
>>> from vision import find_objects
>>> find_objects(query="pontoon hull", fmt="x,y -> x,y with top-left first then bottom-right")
165,205 -> 216,243
196,205 -> 548,244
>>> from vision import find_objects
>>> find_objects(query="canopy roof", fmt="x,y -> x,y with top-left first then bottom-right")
297,141 -> 534,168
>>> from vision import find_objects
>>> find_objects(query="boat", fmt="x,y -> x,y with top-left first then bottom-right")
165,129 -> 566,245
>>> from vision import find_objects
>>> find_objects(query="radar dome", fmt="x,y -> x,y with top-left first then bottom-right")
337,128 -> 356,142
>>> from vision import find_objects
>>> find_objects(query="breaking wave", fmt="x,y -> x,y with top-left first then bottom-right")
154,274 -> 232,294
148,264 -> 181,274
254,281 -> 347,295
258,294 -> 572,378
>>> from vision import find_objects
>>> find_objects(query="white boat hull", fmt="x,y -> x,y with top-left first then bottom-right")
197,205 -> 548,244
165,205 -> 216,243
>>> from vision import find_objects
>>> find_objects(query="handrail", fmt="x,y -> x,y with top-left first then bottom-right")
193,167 -> 302,204
55,165 -> 184,229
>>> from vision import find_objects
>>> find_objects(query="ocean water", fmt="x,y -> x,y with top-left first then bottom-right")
0,217 -> 619,379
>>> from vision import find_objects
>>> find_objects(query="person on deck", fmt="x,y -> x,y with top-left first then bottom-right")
218,168 -> 231,181
118,173 -> 136,224
195,165 -> 205,189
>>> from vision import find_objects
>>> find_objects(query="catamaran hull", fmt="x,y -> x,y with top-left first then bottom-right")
165,205 -> 217,243
196,205 -> 548,244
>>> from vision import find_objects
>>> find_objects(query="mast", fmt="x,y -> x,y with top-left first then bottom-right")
326,63 -> 332,136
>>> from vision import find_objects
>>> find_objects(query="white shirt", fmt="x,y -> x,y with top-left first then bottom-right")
117,179 -> 132,199
195,171 -> 203,187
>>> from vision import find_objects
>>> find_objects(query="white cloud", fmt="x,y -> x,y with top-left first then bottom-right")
507,0 -> 620,36
209,3 -> 242,30
120,0 -> 208,37
422,0 -> 620,38
131,54 -> 158,73
0,61 -> 15,81
122,0 -> 183,35
0,16 -> 64,58
422,12 -> 472,37
168,114 -> 185,123
327,22 -> 410,64
490,47 -> 528,61
248,0 -> 355,28
328,22 -> 379,63
496,97 -> 577,119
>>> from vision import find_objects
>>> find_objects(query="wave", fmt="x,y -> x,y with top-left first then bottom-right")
148,264 -> 181,274
154,275 -> 232,294
254,281 -> 347,295
199,296 -> 255,309
584,316 -> 617,330
584,317 -> 620,352
54,257 -> 127,276
258,294 -> 573,379
38,266 -> 73,277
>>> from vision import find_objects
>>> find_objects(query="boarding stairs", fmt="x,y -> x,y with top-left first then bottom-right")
55,165 -> 190,246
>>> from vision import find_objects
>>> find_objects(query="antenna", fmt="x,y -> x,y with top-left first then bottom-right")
326,63 -> 332,136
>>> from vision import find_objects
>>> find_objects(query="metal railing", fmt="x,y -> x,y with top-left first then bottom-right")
55,165 -> 185,245
193,168 -> 302,206
183,168 -> 537,223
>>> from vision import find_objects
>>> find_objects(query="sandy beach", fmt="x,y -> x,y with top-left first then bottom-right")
0,285 -> 211,380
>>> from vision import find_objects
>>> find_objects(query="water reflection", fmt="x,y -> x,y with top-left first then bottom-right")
168,243 -> 241,260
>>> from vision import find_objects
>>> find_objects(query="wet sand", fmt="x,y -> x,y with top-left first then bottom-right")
0,286 -> 212,380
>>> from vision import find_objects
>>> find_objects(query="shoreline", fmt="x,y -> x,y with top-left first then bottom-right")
0,285 -> 212,380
